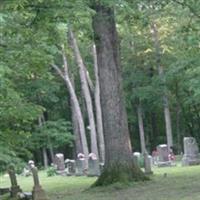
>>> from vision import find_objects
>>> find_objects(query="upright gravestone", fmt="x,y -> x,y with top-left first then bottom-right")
133,152 -> 141,168
65,159 -> 76,176
88,153 -> 100,177
156,144 -> 172,167
54,154 -> 65,171
32,167 -> 48,200
8,165 -> 22,197
144,152 -> 153,174
75,153 -> 86,176
182,137 -> 200,166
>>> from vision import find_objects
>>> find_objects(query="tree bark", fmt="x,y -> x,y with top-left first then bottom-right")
92,4 -> 147,185
51,51 -> 89,162
137,104 -> 146,154
42,148 -> 48,168
38,116 -> 49,168
69,29 -> 99,158
92,44 -> 105,163
86,70 -> 94,94
151,22 -> 173,150
49,143 -> 55,163
70,76 -> 83,155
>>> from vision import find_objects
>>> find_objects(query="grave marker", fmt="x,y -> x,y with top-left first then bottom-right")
182,137 -> 200,166
31,167 -> 49,200
8,165 -> 22,197
88,153 -> 100,177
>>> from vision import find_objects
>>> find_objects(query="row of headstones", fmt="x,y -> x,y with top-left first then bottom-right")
152,137 -> 200,167
133,152 -> 153,174
54,153 -> 101,177
1,165 -> 49,200
55,152 -> 154,176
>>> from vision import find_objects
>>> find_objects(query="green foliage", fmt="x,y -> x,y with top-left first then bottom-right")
0,142 -> 26,173
46,166 -> 57,177
30,119 -> 74,149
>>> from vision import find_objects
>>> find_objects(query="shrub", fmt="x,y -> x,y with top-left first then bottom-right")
46,166 -> 57,177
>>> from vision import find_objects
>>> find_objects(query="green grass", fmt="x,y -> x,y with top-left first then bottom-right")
1,165 -> 200,200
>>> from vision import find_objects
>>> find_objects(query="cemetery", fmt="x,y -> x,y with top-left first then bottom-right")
1,1 -> 200,200
1,138 -> 200,200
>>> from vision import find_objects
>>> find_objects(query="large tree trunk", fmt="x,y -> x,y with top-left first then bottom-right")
151,22 -> 173,150
92,44 -> 105,163
137,104 -> 146,154
51,51 -> 89,162
69,30 -> 99,158
92,4 -> 147,185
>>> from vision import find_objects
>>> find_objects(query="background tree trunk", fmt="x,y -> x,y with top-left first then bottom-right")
92,44 -> 105,163
42,148 -> 48,168
38,116 -> 49,168
151,22 -> 173,150
70,76 -> 83,155
69,30 -> 99,158
52,52 -> 89,162
137,103 -> 146,154
92,4 -> 147,185
49,143 -> 55,163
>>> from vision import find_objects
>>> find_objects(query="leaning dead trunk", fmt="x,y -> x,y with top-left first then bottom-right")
51,51 -> 89,162
92,44 -> 105,163
137,103 -> 146,154
69,29 -> 99,159
92,4 -> 147,185
151,22 -> 173,150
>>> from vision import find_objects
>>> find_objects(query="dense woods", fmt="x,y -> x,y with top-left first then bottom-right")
0,0 -> 200,183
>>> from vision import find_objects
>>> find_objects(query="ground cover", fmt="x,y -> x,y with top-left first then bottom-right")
1,165 -> 200,200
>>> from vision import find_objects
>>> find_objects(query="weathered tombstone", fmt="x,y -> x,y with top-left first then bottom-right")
54,153 -> 65,171
31,167 -> 48,200
17,192 -> 32,199
65,159 -> 76,176
88,153 -> 100,177
7,165 -> 22,197
75,160 -> 85,176
133,152 -> 141,168
28,160 -> 35,169
156,144 -> 172,167
157,144 -> 169,162
144,152 -> 153,174
75,153 -> 86,176
182,137 -> 200,166
21,167 -> 32,177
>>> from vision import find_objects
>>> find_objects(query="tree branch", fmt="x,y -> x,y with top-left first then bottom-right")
51,64 -> 65,80
61,46 -> 69,76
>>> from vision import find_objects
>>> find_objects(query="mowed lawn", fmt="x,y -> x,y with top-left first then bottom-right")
1,165 -> 200,200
